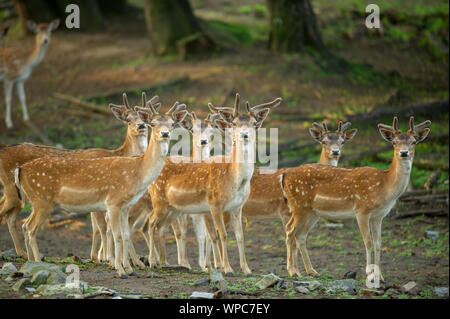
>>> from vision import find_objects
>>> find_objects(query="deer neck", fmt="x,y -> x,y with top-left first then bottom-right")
231,139 -> 255,186
318,149 -> 338,167
384,153 -> 413,201
27,37 -> 49,69
138,134 -> 169,186
117,129 -> 148,157
192,143 -> 210,160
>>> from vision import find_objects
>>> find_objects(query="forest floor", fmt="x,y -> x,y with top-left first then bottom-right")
0,0 -> 448,299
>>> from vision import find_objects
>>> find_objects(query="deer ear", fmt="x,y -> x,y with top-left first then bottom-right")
179,113 -> 193,132
378,126 -> 395,143
109,104 -> 128,122
49,19 -> 60,31
309,128 -> 322,143
214,119 -> 230,133
344,128 -> 358,142
173,110 -> 188,123
218,110 -> 234,123
26,20 -> 38,33
254,108 -> 270,128
415,128 -> 430,144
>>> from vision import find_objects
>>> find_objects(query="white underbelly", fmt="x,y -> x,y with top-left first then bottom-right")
60,202 -> 106,213
313,209 -> 355,220
173,201 -> 210,214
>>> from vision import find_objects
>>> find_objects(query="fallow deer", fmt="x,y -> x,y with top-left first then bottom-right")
279,117 -> 431,282
14,100 -> 189,278
0,20 -> 59,128
147,94 -> 281,276
0,92 -> 155,260
202,120 -> 357,270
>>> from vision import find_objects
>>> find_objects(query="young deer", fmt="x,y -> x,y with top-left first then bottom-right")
203,120 -> 357,270
0,92 -> 155,260
15,101 -> 188,278
280,117 -> 431,281
147,94 -> 281,276
0,20 -> 59,128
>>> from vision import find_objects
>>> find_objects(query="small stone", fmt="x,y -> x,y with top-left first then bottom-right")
1,249 -> 18,259
295,286 -> 310,294
293,281 -> 311,288
12,278 -> 32,291
255,273 -> 282,289
190,291 -> 215,299
433,287 -> 448,298
424,231 -> 439,241
360,288 -> 384,296
112,296 -> 123,299
308,280 -> 322,291
194,278 -> 210,286
33,294 -> 41,298
401,281 -> 418,295
343,270 -> 356,279
327,279 -> 357,295
146,271 -> 161,278
25,287 -> 36,293
31,270 -> 50,286
2,262 -> 17,272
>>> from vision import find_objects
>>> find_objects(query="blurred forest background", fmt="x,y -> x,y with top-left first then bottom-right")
1,0 -> 449,189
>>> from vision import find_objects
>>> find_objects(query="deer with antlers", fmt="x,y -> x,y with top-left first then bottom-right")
146,94 -> 281,275
0,92 -> 155,260
198,120 -> 357,271
279,117 -> 431,281
90,111 -> 223,270
14,100 -> 189,278
0,20 -> 59,128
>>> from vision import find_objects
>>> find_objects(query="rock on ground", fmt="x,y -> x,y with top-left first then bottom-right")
326,279 -> 357,295
12,278 -> 32,292
190,291 -> 215,299
255,273 -> 282,289
31,270 -> 50,286
434,287 -> 449,298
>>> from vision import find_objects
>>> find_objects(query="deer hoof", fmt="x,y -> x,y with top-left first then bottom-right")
246,273 -> 255,277
225,272 -> 235,277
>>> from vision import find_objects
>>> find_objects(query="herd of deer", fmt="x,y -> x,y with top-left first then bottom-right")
0,22 -> 431,284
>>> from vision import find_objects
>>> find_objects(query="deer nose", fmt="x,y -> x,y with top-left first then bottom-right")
331,150 -> 340,156
240,131 -> 249,139
400,150 -> 409,157
200,139 -> 208,145
137,123 -> 146,130
160,131 -> 170,138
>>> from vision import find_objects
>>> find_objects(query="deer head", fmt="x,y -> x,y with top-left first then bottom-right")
134,99 -> 188,143
309,120 -> 357,160
378,116 -> 431,160
213,93 -> 282,145
26,19 -> 59,48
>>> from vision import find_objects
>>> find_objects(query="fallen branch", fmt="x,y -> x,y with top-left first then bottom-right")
72,289 -> 115,299
390,208 -> 448,220
53,92 -> 111,116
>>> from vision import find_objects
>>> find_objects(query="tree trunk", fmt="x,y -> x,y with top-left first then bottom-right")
143,0 -> 215,57
266,0 -> 327,54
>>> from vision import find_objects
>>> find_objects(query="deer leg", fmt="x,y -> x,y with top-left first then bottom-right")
285,213 -> 302,277
296,214 -> 320,277
119,207 -> 134,275
16,81 -> 29,122
191,214 -> 207,271
356,213 -> 373,276
107,206 -> 127,278
147,206 -> 165,269
105,215 -> 115,266
90,212 -> 102,263
172,214 -> 191,269
203,213 -> 221,270
23,203 -> 53,262
370,215 -> 385,282
210,205 -> 233,275
2,192 -> 28,259
4,81 -> 13,129
229,208 -> 252,275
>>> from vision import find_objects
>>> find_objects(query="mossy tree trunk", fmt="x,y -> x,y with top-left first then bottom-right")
266,0 -> 328,54
143,0 -> 215,57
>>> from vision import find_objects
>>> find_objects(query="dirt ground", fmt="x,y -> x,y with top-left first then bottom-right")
0,211 -> 448,299
0,0 -> 448,300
